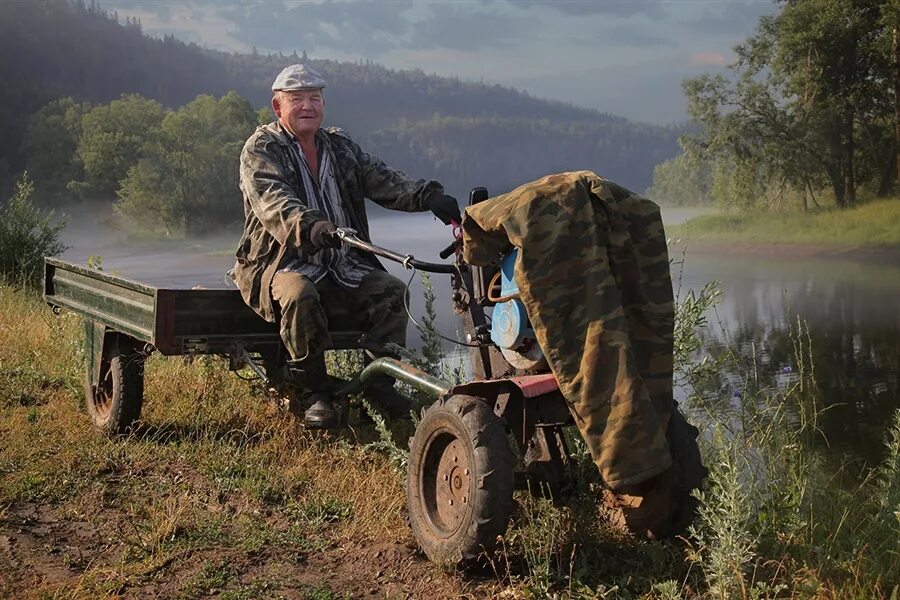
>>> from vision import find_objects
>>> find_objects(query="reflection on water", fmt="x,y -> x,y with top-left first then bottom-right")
380,218 -> 900,468
678,254 -> 900,468
60,210 -> 899,467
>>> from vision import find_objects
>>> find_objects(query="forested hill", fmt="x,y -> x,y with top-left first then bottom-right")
222,54 -> 633,132
0,0 -> 679,198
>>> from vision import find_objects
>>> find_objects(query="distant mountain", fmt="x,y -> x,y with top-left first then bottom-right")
220,53 -> 636,131
0,0 -> 680,197
368,114 -> 678,198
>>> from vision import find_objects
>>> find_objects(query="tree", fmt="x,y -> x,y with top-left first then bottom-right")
116,92 -> 257,234
683,0 -> 897,209
21,97 -> 91,201
646,149 -> 714,206
885,1 -> 900,191
72,94 -> 166,197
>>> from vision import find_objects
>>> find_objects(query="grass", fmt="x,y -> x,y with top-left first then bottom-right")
668,198 -> 900,247
0,279 -> 898,598
0,287 -> 419,597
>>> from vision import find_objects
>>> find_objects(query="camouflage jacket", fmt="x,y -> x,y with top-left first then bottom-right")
233,122 -> 443,322
462,171 -> 675,491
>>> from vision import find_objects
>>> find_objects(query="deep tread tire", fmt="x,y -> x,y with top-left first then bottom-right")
84,337 -> 145,436
407,394 -> 515,566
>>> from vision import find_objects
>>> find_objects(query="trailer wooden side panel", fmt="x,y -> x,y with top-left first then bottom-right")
44,257 -> 156,343
44,258 -> 363,356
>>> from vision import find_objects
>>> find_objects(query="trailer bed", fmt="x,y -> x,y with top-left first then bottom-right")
43,257 -> 285,355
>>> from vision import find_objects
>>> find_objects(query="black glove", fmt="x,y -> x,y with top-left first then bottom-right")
309,220 -> 341,251
427,193 -> 462,225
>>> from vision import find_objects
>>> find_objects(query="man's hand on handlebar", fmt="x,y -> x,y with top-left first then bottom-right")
335,227 -> 457,274
427,193 -> 462,225
309,220 -> 342,251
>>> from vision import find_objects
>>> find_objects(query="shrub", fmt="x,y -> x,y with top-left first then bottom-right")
0,173 -> 68,287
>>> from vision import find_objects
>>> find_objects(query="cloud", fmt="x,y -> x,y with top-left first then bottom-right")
505,0 -> 666,19
106,0 -> 669,56
682,1 -> 775,36
106,0 -> 417,56
105,0 -> 174,19
106,2 -> 250,52
408,4 -> 529,51
221,1 -> 414,56
690,52 -> 729,67
570,27 -> 673,48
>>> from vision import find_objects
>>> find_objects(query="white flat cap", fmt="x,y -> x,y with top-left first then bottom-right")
271,64 -> 327,92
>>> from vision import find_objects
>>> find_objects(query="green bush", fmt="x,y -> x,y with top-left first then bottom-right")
0,173 -> 68,287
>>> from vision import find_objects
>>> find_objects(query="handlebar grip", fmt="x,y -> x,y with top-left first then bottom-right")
439,240 -> 459,260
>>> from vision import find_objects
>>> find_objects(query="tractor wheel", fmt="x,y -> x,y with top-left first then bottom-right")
602,404 -> 707,539
84,337 -> 145,436
407,394 -> 515,566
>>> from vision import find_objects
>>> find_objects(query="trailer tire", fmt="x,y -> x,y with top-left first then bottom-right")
407,394 -> 515,567
85,337 -> 145,436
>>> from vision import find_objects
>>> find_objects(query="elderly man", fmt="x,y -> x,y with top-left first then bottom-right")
232,64 -> 460,428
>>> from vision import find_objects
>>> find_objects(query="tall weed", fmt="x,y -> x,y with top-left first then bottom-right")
688,428 -> 757,600
0,173 -> 68,287
680,286 -> 900,597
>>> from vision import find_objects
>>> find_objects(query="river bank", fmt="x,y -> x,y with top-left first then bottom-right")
666,198 -> 900,255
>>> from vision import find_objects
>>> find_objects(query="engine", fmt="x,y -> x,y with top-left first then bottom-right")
489,249 -> 548,371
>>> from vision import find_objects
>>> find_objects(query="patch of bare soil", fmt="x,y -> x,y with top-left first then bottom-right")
0,502 -> 500,599
291,541 -> 489,598
0,503 -> 115,595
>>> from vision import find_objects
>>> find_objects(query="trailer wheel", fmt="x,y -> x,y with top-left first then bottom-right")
602,404 -> 707,539
407,394 -> 515,566
85,337 -> 145,436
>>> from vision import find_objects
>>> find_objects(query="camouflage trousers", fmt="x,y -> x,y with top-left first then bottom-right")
270,269 -> 409,362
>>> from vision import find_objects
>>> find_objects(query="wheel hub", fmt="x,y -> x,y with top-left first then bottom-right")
92,368 -> 113,420
422,432 -> 472,536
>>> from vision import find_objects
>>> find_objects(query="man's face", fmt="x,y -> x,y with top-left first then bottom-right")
272,89 -> 325,139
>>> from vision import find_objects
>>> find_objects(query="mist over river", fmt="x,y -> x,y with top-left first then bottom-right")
59,206 -> 899,467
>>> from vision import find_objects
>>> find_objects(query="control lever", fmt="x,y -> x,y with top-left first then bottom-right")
439,217 -> 465,259
439,188 -> 487,259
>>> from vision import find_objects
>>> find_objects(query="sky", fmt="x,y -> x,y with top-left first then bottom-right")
102,0 -> 777,125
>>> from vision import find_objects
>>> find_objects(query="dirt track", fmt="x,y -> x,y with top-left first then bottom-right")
0,500 -> 498,599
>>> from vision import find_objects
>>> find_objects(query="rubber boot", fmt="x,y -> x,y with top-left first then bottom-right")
601,467 -> 678,540
303,392 -> 339,429
287,355 -> 339,429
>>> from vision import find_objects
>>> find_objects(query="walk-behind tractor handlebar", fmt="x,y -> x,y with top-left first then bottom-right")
335,227 -> 458,274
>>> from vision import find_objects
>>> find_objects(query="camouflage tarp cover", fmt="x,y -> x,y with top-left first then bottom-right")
462,171 -> 674,490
